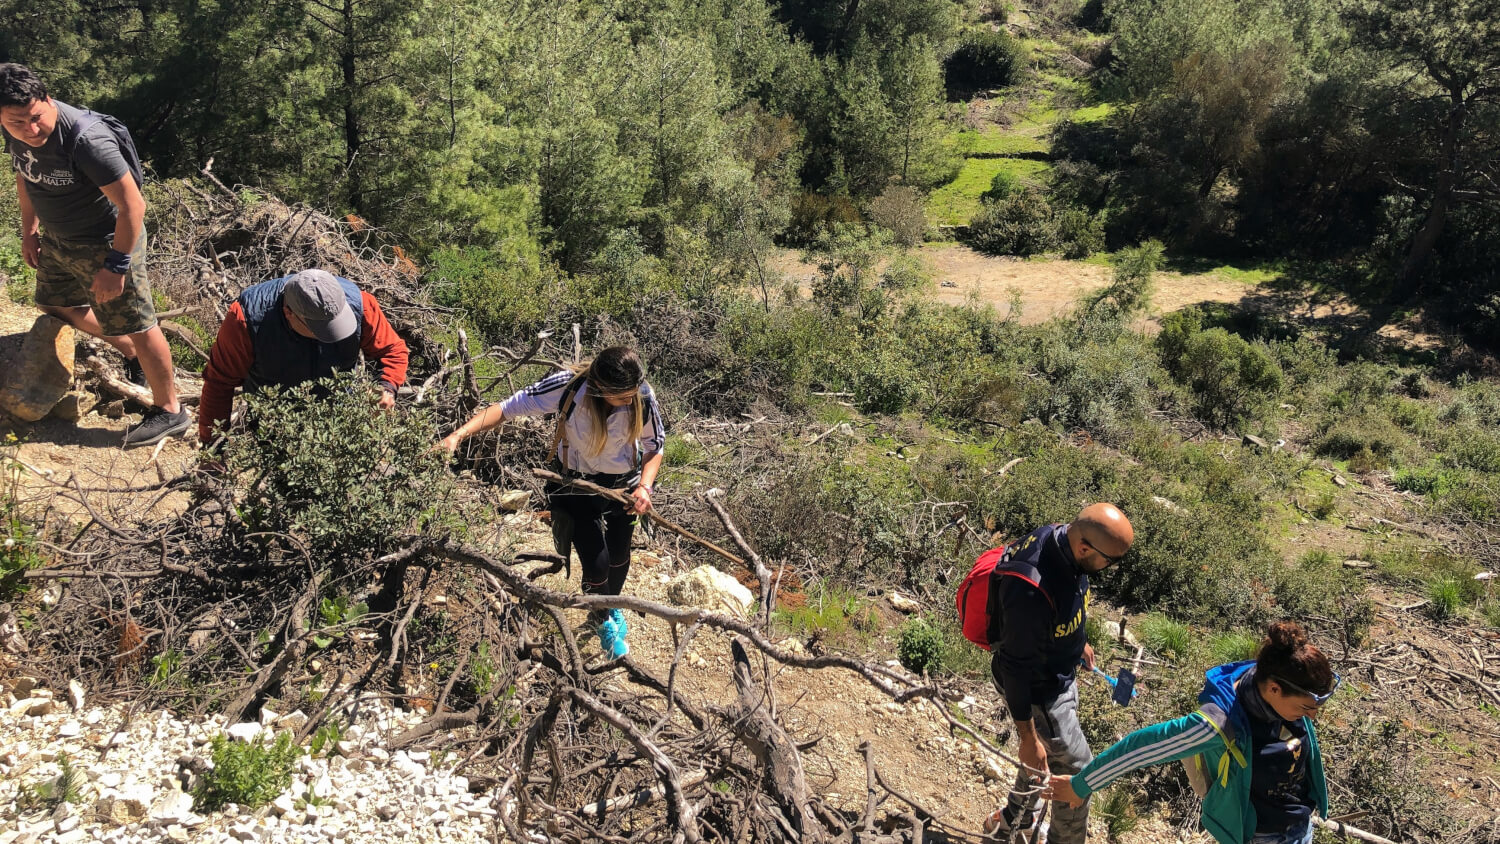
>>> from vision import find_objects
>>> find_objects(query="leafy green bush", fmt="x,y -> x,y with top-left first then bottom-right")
945,29 -> 1024,90
1082,240 -> 1161,319
427,243 -> 547,343
1054,208 -> 1106,258
194,732 -> 299,811
981,170 -> 1021,203
1158,308 -> 1283,429
896,618 -> 944,675
1276,551 -> 1373,648
965,189 -> 1059,256
1023,321 -> 1165,443
1312,411 -> 1410,466
221,374 -> 454,560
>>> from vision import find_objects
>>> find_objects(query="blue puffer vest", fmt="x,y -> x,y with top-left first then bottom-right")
238,274 -> 364,394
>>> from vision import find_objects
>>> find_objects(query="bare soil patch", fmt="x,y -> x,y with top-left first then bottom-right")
771,245 -> 1255,325
0,294 -> 196,523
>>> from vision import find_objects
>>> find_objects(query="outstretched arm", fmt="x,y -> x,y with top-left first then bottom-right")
439,404 -> 505,455
1049,711 -> 1221,807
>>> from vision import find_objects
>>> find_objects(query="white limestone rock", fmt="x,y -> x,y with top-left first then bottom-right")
667,565 -> 754,617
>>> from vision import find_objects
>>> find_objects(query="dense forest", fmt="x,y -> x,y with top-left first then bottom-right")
4,1 -> 1500,842
3,0 -> 1498,332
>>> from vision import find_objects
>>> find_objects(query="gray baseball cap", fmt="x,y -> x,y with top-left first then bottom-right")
283,269 -> 358,343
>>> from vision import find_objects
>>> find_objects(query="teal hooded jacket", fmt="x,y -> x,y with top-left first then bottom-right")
1069,661 -> 1328,844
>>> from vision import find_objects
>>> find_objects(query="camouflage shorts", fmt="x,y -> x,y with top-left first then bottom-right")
34,229 -> 156,337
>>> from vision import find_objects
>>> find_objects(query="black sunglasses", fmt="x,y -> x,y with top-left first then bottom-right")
1274,672 -> 1342,705
1081,538 -> 1126,565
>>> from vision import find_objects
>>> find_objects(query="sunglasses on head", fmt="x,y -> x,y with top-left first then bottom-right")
1081,538 -> 1126,565
1274,672 -> 1342,705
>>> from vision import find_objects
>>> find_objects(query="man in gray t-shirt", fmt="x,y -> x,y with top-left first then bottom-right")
0,63 -> 188,446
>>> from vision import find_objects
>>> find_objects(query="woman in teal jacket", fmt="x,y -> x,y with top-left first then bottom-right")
1048,621 -> 1338,844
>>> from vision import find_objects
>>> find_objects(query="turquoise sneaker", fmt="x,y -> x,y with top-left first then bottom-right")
609,608 -> 628,636
598,612 -> 628,659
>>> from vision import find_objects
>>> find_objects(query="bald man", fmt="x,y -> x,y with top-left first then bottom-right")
983,503 -> 1134,843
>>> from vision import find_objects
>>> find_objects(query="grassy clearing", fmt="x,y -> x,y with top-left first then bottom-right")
944,128 -> 1049,157
927,157 -> 1053,225
1066,103 -> 1113,123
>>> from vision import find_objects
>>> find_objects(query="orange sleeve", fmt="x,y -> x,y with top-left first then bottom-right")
199,302 -> 254,442
358,292 -> 409,391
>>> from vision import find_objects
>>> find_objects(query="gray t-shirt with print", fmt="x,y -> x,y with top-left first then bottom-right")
4,99 -> 130,241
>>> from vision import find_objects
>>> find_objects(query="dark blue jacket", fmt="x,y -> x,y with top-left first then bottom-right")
988,523 -> 1091,718
238,275 -> 364,393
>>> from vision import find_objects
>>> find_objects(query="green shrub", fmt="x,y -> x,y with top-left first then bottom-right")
981,170 -> 1021,203
1095,787 -> 1139,839
427,242 -> 547,343
867,185 -> 928,248
1138,613 -> 1194,659
946,29 -> 1024,90
1313,412 -> 1410,466
221,374 -> 454,560
897,618 -> 945,675
194,732 -> 299,812
21,752 -> 83,811
1276,551 -> 1373,649
1158,308 -> 1283,429
1392,465 -> 1463,496
1082,240 -> 1161,319
1450,428 -> 1500,473
1426,579 -> 1463,622
1055,208 -> 1106,258
1309,489 -> 1337,520
1023,322 -> 1166,443
1207,630 -> 1259,664
965,189 -> 1059,256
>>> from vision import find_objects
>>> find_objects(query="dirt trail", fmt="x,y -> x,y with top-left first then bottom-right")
772,245 -> 1255,324
0,295 -> 196,523
506,517 -> 1198,843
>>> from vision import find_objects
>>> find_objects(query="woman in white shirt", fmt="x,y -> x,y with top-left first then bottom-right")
439,346 -> 664,658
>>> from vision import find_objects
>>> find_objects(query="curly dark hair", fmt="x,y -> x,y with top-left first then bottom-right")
1256,620 -> 1334,696
0,63 -> 47,109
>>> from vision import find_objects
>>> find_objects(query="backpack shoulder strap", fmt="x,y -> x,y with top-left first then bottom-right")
63,111 -> 143,187
550,373 -> 588,466
991,550 -> 1056,613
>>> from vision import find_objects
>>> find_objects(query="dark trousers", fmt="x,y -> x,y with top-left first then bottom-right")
548,487 -> 636,598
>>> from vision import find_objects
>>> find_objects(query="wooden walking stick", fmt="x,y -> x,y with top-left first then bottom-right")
532,469 -> 744,568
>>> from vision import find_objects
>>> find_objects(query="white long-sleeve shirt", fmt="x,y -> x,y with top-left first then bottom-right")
499,370 -> 665,475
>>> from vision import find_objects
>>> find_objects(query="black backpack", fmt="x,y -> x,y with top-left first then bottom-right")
60,109 -> 143,188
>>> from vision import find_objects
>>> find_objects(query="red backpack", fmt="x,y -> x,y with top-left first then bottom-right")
956,544 -> 1054,650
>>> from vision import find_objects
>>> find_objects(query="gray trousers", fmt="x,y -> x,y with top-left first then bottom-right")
1005,679 -> 1092,844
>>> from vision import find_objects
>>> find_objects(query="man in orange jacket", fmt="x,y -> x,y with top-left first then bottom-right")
199,269 -> 408,443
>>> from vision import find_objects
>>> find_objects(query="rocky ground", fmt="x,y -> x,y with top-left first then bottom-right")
1,513 -> 1206,843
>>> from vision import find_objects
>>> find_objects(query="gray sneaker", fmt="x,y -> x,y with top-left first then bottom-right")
125,406 -> 190,447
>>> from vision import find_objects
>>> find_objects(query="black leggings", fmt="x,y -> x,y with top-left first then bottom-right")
548,488 -> 636,597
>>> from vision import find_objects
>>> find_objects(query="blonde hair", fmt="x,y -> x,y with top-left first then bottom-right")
567,346 -> 646,458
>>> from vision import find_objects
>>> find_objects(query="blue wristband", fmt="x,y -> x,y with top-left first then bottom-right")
103,249 -> 132,275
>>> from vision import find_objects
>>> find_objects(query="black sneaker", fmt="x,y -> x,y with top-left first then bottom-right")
123,357 -> 147,388
125,406 -> 191,447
